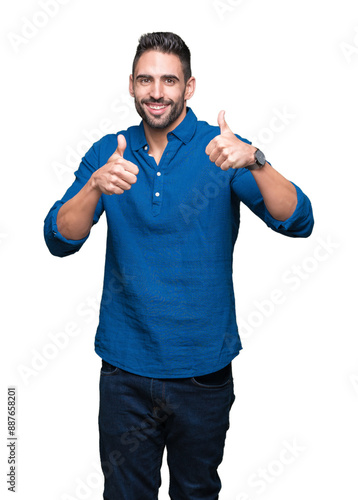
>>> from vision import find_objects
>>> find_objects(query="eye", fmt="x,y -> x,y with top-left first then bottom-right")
165,78 -> 175,85
140,78 -> 151,85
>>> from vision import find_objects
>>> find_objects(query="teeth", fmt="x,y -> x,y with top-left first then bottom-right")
149,105 -> 165,109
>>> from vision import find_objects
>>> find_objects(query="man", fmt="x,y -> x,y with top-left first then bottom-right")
44,32 -> 313,500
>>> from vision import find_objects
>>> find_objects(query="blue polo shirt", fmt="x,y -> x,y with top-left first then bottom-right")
44,108 -> 314,378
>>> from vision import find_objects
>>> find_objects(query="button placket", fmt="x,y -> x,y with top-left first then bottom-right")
136,136 -> 183,217
152,167 -> 163,216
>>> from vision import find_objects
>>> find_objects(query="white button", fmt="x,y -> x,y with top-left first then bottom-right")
155,192 -> 160,197
157,172 -> 161,176
144,145 -> 148,151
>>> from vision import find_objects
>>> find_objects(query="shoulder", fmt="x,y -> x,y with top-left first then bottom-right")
89,124 -> 142,162
92,127 -> 132,151
195,118 -> 220,140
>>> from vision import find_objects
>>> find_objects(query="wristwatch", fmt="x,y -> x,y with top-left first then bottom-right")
246,148 -> 266,170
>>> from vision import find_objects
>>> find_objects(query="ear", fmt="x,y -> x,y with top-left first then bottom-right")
129,74 -> 135,97
184,76 -> 196,101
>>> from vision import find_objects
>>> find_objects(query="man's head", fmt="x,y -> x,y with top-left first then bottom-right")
132,32 -> 192,84
129,32 -> 195,131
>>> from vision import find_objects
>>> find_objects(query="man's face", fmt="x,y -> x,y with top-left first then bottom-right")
129,50 -> 195,131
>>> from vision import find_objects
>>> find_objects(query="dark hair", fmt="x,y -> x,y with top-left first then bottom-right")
132,32 -> 192,82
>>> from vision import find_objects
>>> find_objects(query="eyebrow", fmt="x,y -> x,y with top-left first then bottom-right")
136,74 -> 180,82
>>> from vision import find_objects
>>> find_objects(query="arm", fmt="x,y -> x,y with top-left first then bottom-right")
57,134 -> 139,240
205,110 -> 313,237
56,179 -> 103,241
248,162 -> 297,222
230,169 -> 313,238
205,110 -> 298,222
44,134 -> 139,256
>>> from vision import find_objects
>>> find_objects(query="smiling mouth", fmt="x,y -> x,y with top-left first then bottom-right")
147,104 -> 167,110
144,102 -> 170,115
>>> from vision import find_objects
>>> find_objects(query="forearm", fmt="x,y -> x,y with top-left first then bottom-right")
250,162 -> 297,221
57,177 -> 102,240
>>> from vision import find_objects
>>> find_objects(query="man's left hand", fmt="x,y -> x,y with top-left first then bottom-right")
205,110 -> 256,171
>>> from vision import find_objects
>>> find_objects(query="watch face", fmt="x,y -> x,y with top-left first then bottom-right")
255,149 -> 266,166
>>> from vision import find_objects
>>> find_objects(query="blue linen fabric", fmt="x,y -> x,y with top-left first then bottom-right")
44,108 -> 314,378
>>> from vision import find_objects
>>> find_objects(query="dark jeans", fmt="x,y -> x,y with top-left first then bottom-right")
98,360 -> 235,500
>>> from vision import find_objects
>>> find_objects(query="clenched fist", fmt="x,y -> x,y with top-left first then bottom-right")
91,134 -> 139,195
205,111 -> 255,171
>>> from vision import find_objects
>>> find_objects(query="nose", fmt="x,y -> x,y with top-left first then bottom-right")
150,79 -> 164,101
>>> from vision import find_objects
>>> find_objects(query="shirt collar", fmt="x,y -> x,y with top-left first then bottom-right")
131,107 -> 197,151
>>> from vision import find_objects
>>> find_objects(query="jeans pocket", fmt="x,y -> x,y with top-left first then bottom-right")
191,363 -> 232,389
101,360 -> 120,376
190,376 -> 232,389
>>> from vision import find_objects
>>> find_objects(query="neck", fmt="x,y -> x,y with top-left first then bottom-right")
143,105 -> 187,163
142,124 -> 169,157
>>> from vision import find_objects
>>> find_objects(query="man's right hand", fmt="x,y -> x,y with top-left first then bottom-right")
91,134 -> 139,195
57,134 -> 139,240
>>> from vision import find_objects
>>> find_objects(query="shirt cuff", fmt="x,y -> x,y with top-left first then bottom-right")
44,202 -> 89,256
263,182 -> 314,237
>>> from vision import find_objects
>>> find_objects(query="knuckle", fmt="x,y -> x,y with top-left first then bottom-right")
210,151 -> 217,160
223,147 -> 230,157
116,162 -> 125,173
129,162 -> 139,175
110,174 -> 118,185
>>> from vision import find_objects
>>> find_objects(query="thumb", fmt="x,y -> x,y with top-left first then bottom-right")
116,134 -> 127,157
218,110 -> 232,135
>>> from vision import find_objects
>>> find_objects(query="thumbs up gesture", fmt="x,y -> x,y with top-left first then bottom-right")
205,111 -> 255,170
113,133 -> 127,158
91,134 -> 139,195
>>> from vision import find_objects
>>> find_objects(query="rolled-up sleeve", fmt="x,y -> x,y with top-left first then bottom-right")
44,139 -> 105,257
230,166 -> 314,238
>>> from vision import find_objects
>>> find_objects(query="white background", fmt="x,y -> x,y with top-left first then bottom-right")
1,0 -> 357,499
